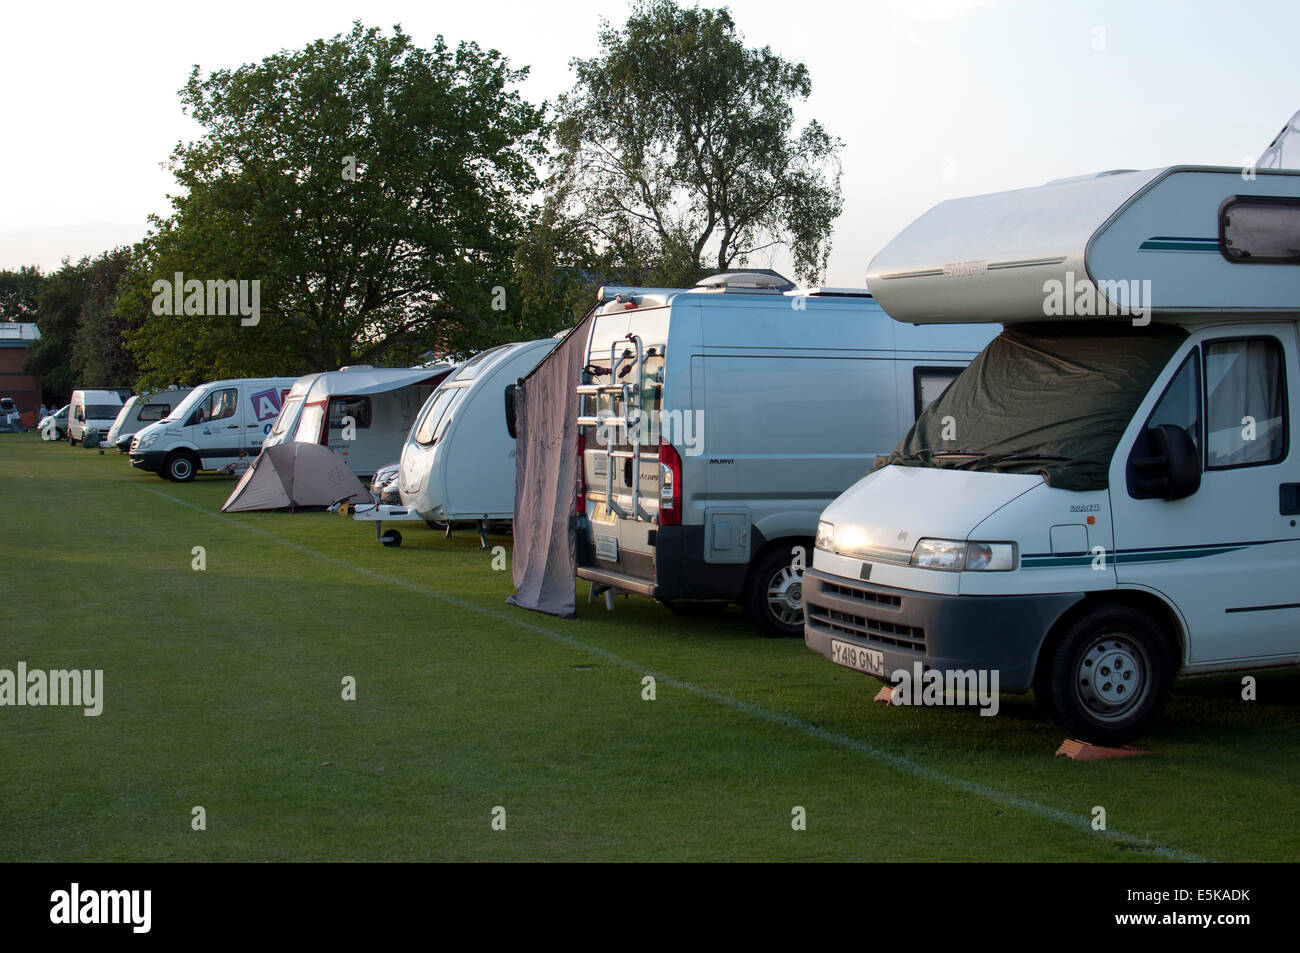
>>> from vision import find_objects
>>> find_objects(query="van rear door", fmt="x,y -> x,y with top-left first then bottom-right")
580,309 -> 670,589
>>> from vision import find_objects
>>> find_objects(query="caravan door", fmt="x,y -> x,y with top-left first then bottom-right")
1110,325 -> 1300,664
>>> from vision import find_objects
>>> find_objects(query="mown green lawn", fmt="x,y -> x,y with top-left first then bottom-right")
1,431 -> 1296,861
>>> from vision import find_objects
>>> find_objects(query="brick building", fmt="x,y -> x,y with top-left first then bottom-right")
0,322 -> 43,427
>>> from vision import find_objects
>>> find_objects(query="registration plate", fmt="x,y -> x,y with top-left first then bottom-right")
830,640 -> 885,676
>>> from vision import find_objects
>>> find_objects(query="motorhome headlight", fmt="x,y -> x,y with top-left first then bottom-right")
910,538 -> 1017,571
815,520 -> 835,552
138,432 -> 159,449
964,541 -> 1017,571
910,538 -> 966,571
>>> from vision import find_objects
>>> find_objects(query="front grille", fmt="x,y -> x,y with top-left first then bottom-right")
822,580 -> 901,609
806,578 -> 926,652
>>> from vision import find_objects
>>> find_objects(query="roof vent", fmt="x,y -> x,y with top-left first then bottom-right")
693,270 -> 796,294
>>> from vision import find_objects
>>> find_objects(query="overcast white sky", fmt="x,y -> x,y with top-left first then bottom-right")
1,0 -> 1295,285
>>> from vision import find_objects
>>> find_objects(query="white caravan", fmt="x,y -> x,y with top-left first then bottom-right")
129,377 -> 297,481
68,389 -> 125,444
570,273 -> 998,637
804,166 -> 1300,744
394,339 -> 559,537
105,389 -> 193,451
263,366 -> 453,477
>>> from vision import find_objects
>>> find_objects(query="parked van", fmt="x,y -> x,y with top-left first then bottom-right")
129,377 -> 296,481
400,339 -> 559,526
570,272 -> 998,636
105,389 -> 193,452
264,366 -> 452,477
804,165 -> 1300,744
68,389 -> 125,445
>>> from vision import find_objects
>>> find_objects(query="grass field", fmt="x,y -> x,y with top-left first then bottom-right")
2,431 -> 1297,862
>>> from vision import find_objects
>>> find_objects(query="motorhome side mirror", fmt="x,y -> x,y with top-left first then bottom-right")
1129,424 -> 1201,501
504,384 -> 519,439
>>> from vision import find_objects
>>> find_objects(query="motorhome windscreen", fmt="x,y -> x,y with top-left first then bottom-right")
879,323 -> 1188,491
86,405 -> 121,418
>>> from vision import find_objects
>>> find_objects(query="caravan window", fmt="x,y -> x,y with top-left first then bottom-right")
1220,196 -> 1300,264
295,402 -> 327,443
138,403 -> 170,422
451,345 -> 510,382
1203,338 -> 1287,468
329,397 -> 372,430
270,397 -> 302,437
412,386 -> 465,446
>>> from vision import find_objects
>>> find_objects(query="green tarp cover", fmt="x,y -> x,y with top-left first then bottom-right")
878,322 -> 1188,491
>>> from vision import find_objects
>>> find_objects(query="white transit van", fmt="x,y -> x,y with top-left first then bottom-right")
572,272 -> 998,636
264,366 -> 452,477
804,165 -> 1300,744
105,389 -> 192,451
68,389 -> 125,444
129,377 -> 296,481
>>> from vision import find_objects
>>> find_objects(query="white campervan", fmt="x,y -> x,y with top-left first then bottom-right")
804,166 -> 1300,744
129,377 -> 296,481
264,366 -> 452,477
68,389 -> 125,444
105,389 -> 193,452
570,273 -> 998,637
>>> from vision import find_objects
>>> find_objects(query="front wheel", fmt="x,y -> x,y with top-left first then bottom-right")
164,451 -> 198,483
1042,604 -> 1175,746
744,542 -> 812,639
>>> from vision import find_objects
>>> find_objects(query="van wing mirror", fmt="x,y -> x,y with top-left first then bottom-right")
1128,424 -> 1201,501
504,383 -> 519,440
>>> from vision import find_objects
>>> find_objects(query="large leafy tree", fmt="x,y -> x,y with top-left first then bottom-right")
0,266 -> 44,321
543,0 -> 843,291
23,252 -> 139,403
123,23 -> 547,388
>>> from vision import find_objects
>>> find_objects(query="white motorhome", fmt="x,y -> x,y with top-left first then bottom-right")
105,389 -> 193,451
264,366 -> 453,477
398,340 -> 559,528
568,272 -> 998,636
68,389 -> 125,444
804,166 -> 1300,744
129,377 -> 296,481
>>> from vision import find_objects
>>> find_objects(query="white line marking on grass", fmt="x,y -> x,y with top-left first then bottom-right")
109,470 -> 1209,862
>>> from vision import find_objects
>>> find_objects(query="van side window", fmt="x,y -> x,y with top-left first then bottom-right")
1204,338 -> 1287,468
329,397 -> 372,429
1146,349 -> 1201,453
208,388 -> 238,423
914,367 -> 963,419
1219,196 -> 1300,264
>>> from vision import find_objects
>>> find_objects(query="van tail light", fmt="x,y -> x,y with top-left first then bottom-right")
576,431 -> 588,516
659,442 -> 682,526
